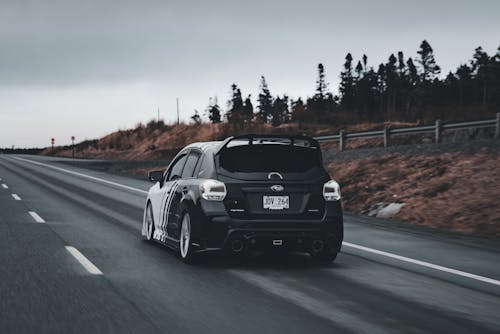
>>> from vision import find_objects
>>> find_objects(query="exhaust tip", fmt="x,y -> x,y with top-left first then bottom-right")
231,239 -> 244,253
311,240 -> 325,253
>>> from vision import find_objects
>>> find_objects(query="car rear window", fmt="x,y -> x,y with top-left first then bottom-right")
219,144 -> 321,173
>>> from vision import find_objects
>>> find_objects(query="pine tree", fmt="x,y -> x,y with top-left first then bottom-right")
395,51 -> 409,117
397,51 -> 406,77
364,68 -> 380,119
471,46 -> 490,107
243,95 -> 254,123
353,60 -> 364,116
416,40 -> 441,83
376,63 -> 387,115
339,54 -> 354,110
226,84 -> 244,125
443,71 -> 460,107
291,98 -> 307,123
405,57 -> 420,117
355,61 -> 363,79
190,110 -> 201,124
385,54 -> 398,113
406,57 -> 419,86
457,64 -> 472,105
308,63 -> 334,122
315,63 -> 328,99
206,97 -> 221,123
489,46 -> 500,111
271,95 -> 289,126
257,76 -> 273,123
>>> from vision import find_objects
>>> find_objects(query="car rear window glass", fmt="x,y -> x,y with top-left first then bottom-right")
181,151 -> 201,178
219,144 -> 320,173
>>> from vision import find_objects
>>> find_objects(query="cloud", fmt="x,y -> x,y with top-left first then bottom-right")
2,0 -> 499,87
1,0 -> 499,147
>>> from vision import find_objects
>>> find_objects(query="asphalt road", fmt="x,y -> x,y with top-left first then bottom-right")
1,154 -> 500,334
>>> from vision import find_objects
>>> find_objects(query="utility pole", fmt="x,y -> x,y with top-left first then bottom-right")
157,107 -> 160,123
176,98 -> 180,125
71,136 -> 75,158
51,138 -> 55,153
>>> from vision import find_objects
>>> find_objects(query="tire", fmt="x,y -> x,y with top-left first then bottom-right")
179,212 -> 196,264
144,202 -> 155,242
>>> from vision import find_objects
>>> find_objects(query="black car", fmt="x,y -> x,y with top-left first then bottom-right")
142,134 -> 343,263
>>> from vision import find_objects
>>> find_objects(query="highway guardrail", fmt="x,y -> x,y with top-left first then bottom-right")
314,113 -> 500,151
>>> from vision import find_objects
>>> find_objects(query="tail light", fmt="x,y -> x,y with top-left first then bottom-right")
199,179 -> 227,201
323,180 -> 341,201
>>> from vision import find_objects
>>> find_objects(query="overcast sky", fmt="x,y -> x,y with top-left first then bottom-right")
1,0 -> 499,147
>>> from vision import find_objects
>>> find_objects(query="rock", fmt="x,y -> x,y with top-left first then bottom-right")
376,202 -> 406,219
367,202 -> 386,217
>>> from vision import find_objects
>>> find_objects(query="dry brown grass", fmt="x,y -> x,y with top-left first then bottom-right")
328,150 -> 500,236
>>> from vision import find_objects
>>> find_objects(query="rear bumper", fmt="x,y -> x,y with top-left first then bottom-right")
199,214 -> 343,253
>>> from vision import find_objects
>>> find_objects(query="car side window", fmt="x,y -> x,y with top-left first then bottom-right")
193,154 -> 205,178
167,154 -> 187,181
181,151 -> 201,179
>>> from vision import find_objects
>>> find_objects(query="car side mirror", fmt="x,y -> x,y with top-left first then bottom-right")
148,170 -> 163,183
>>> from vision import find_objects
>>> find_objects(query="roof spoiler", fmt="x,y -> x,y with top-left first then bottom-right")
215,134 -> 320,155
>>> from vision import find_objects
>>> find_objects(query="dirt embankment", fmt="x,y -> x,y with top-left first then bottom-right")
327,141 -> 500,236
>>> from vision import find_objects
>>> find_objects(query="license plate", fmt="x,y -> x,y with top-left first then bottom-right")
263,195 -> 289,210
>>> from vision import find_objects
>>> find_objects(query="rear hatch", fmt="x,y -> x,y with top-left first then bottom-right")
215,135 -> 329,220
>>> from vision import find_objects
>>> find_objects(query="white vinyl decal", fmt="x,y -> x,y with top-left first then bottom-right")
161,181 -> 179,240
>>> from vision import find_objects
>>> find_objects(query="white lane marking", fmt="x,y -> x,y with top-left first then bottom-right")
28,211 -> 45,223
65,246 -> 103,275
11,194 -> 21,200
343,242 -> 500,287
13,157 -> 148,194
2,183 -> 8,189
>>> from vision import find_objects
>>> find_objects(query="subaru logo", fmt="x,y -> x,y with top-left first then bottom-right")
271,185 -> 284,192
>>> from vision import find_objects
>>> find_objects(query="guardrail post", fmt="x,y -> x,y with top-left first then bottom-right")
435,119 -> 442,144
495,113 -> 500,139
339,130 -> 345,151
383,126 -> 389,148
